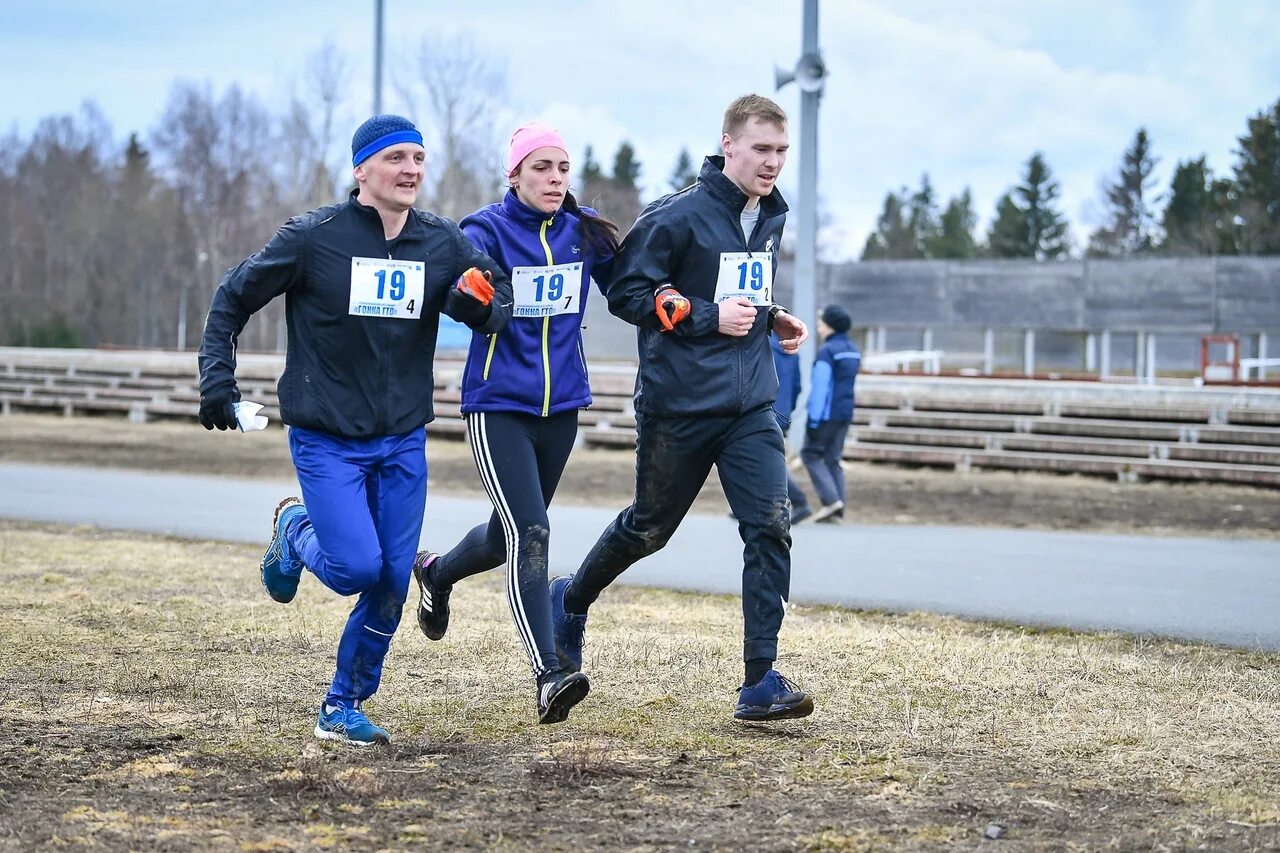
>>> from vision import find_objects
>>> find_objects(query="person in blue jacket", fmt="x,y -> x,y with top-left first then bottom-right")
550,95 -> 815,723
770,336 -> 813,524
803,304 -> 861,523
197,115 -> 513,745
411,122 -> 618,724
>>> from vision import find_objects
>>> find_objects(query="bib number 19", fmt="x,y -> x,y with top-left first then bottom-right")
737,260 -> 765,291
374,268 -> 406,300
534,272 -> 564,302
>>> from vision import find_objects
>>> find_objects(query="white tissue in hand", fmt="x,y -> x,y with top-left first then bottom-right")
233,400 -> 269,432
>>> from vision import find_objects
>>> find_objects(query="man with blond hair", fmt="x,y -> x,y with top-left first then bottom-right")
549,94 -> 814,722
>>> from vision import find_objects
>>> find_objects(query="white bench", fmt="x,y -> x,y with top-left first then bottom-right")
862,349 -> 944,375
1240,357 -> 1280,380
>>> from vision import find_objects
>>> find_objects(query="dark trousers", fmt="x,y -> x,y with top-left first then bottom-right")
801,420 -> 850,507
433,409 -> 578,677
566,405 -> 791,663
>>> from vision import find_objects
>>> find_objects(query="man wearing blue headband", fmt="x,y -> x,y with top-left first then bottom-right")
198,114 -> 512,746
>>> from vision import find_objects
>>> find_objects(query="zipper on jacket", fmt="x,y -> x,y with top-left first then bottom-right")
483,334 -> 497,380
537,217 -> 555,417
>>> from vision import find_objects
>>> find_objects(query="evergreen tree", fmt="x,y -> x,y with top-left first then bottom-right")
1160,157 -> 1236,256
612,142 -> 641,189
930,188 -> 978,259
668,147 -> 698,190
1232,97 -> 1280,254
579,141 -> 643,231
987,152 -> 1069,259
907,173 -> 940,258
860,190 -> 916,260
1088,128 -> 1159,257
986,192 -> 1034,258
580,145 -> 604,183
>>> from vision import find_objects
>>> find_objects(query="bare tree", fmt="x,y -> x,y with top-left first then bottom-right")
151,81 -> 281,351
279,41 -> 351,212
394,35 -> 507,220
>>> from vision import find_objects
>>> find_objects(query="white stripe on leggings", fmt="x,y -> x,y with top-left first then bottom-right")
468,412 -> 546,675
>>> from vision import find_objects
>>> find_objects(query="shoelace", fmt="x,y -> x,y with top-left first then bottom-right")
564,615 -> 587,648
774,673 -> 803,694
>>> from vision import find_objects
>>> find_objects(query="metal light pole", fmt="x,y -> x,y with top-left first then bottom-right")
776,0 -> 827,444
373,0 -> 385,114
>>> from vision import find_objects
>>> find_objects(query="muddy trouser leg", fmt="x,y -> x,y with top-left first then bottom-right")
786,470 -> 810,512
447,410 -> 579,676
288,427 -> 427,705
801,421 -> 843,506
715,407 -> 791,665
565,413 -> 718,613
826,422 -> 850,506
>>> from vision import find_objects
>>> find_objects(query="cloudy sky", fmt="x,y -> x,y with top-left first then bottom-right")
3,0 -> 1277,258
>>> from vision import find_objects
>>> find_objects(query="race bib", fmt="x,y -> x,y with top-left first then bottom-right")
349,257 -> 425,319
511,262 -> 584,318
713,252 -> 773,305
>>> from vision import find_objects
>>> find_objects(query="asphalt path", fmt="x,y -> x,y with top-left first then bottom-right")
3,462 -> 1278,651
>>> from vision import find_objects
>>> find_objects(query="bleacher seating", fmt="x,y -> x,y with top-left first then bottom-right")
2,347 -> 1279,487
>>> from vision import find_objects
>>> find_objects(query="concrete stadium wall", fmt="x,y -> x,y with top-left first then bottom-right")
569,257 -> 1280,372
816,257 -> 1280,334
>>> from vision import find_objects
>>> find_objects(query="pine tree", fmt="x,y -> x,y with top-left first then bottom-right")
1160,157 -> 1236,256
860,190 -> 916,259
580,145 -> 604,183
668,147 -> 698,190
987,152 -> 1069,259
1088,128 -> 1159,257
986,192 -> 1033,258
907,173 -> 940,258
930,188 -> 978,259
1232,97 -> 1280,254
612,142 -> 641,189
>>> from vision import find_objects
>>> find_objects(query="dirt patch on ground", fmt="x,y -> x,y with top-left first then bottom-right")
1,521 -> 1278,850
2,413 -> 1278,539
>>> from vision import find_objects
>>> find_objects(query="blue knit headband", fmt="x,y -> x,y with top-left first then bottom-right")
351,115 -> 424,166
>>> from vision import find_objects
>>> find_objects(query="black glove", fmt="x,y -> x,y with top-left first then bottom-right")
199,386 -> 240,431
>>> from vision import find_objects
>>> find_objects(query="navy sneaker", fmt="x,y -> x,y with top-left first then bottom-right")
734,670 -> 815,721
549,576 -> 588,673
537,670 -> 590,724
261,497 -> 306,603
790,504 -> 813,524
412,551 -> 450,640
314,700 -> 390,746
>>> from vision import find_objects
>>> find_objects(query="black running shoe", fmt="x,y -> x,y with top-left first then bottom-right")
412,551 -> 451,641
537,670 -> 590,724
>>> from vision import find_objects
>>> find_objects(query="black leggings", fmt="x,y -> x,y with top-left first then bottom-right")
432,409 -> 578,677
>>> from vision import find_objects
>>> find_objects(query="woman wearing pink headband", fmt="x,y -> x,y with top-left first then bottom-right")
412,122 -> 620,724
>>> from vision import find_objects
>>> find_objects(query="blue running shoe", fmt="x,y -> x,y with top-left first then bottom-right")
537,670 -> 590,725
261,497 -> 306,603
549,576 -> 588,673
734,670 -> 815,722
314,700 -> 390,746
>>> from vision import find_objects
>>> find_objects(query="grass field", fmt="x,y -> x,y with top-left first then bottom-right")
2,520 -> 1278,850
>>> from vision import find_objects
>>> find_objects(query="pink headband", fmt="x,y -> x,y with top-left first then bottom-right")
507,121 -> 568,176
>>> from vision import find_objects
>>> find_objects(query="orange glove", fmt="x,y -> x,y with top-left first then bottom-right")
456,267 -> 494,305
654,284 -> 691,332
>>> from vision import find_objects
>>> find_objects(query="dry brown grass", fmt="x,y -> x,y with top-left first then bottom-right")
1,521 -> 1278,850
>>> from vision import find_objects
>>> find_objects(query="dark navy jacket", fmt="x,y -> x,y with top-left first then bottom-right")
457,191 -> 613,416
807,331 -> 860,427
607,156 -> 787,417
770,335 -> 801,430
198,191 -> 512,438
